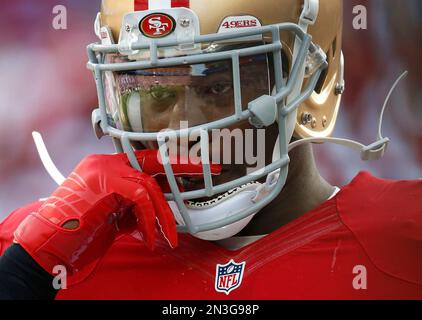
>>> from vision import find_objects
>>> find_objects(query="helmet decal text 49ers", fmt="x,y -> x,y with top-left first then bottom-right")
139,13 -> 176,38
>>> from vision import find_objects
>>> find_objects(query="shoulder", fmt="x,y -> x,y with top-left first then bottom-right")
337,171 -> 422,226
0,200 -> 44,255
337,171 -> 422,220
336,171 -> 422,285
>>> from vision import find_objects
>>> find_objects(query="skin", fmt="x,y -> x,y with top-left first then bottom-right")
237,142 -> 336,236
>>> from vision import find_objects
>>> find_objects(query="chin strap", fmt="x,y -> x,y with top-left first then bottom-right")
288,71 -> 408,160
32,132 -> 65,185
254,71 -> 408,203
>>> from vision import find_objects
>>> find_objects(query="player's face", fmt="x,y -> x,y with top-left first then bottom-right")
104,53 -> 270,131
103,50 -> 273,192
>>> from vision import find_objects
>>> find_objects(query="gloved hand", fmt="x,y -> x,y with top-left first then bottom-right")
13,150 -> 221,275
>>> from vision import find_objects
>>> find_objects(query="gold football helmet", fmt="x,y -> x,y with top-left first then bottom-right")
98,0 -> 344,138
87,0 -> 346,240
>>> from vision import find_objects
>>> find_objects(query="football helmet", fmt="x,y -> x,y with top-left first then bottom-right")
87,0 -> 345,240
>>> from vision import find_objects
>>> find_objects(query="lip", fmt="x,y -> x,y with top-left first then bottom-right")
179,168 -> 232,188
178,176 -> 205,191
175,166 -> 259,207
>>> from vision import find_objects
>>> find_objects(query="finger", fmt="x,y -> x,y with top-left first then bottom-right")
115,203 -> 138,235
134,149 -> 222,177
132,205 -> 155,251
133,173 -> 178,248
116,181 -> 157,250
154,176 -> 173,193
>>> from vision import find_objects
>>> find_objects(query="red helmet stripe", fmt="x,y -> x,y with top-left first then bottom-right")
171,0 -> 190,8
134,0 -> 148,11
135,0 -> 189,11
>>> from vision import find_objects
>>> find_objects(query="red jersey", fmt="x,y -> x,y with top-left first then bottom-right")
1,172 -> 421,299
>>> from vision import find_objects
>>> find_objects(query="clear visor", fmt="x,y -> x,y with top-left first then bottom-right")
103,52 -> 271,133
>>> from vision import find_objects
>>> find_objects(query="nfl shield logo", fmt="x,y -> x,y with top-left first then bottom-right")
215,260 -> 246,295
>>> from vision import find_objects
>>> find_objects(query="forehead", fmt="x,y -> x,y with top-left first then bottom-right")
112,55 -> 269,90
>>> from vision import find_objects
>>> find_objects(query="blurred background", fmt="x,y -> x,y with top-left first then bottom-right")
0,0 -> 421,219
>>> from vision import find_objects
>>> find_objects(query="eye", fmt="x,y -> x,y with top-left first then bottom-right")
207,83 -> 232,95
149,86 -> 176,100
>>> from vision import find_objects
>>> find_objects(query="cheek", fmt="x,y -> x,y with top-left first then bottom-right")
203,99 -> 235,120
206,122 -> 251,163
141,108 -> 174,131
242,84 -> 268,105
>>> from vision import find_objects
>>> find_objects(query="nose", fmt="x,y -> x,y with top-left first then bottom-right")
163,88 -> 210,155
168,100 -> 188,130
167,87 -> 206,130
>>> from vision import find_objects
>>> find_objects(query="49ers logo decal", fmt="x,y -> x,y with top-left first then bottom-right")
139,13 -> 176,38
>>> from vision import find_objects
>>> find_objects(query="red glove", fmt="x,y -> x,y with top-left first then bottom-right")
13,150 -> 221,275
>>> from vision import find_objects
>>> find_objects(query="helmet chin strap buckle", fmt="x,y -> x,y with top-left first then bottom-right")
305,46 -> 327,77
288,71 -> 408,163
361,138 -> 390,161
252,170 -> 280,203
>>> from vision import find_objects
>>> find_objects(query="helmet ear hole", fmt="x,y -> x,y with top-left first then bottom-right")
314,60 -> 328,94
332,37 -> 338,57
281,49 -> 290,78
267,49 -> 290,88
